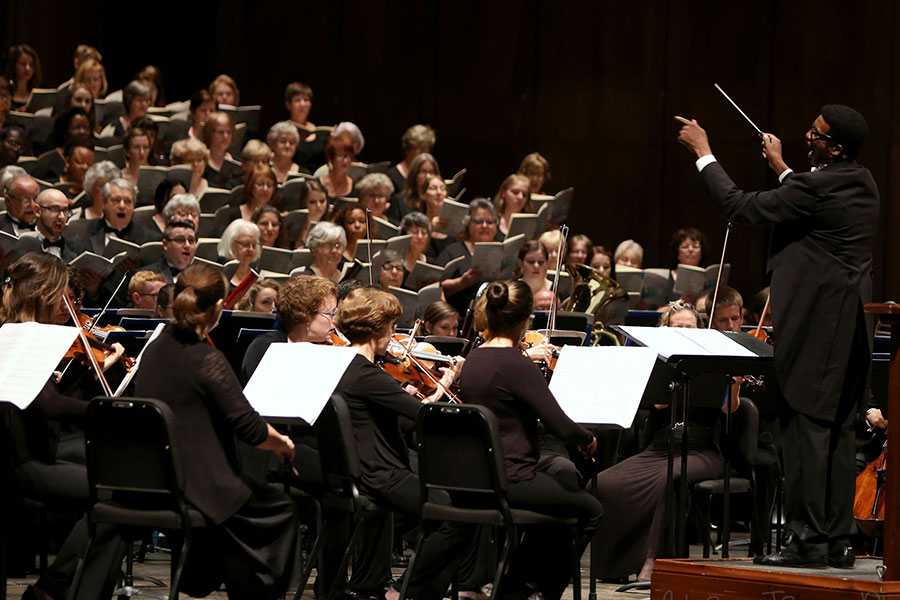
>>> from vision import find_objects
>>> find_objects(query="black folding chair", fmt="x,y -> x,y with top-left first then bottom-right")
401,403 -> 582,600
69,397 -> 207,600
295,394 -> 388,600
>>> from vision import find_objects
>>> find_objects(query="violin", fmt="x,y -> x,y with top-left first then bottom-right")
378,332 -> 461,403
67,309 -> 136,371
854,440 -> 887,535
520,330 -> 560,380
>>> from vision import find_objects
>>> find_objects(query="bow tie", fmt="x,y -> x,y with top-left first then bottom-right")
10,217 -> 35,231
43,237 -> 65,250
103,221 -> 131,235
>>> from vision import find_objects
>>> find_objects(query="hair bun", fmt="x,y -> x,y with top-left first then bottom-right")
485,281 -> 509,309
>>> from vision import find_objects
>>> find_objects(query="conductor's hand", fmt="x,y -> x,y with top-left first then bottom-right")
761,133 -> 789,175
260,424 -> 295,462
675,116 -> 712,158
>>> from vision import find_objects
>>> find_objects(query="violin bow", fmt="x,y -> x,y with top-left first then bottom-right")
707,222 -> 732,329
392,326 -> 462,403
63,293 -> 113,396
88,273 -> 130,337
365,208 -> 374,286
753,292 -> 771,338
546,225 -> 569,335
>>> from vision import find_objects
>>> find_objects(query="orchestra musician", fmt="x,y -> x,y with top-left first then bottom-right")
677,104 -> 878,568
132,263 -> 298,599
460,280 -> 602,600
3,252 -> 126,600
326,287 -> 477,600
592,300 -> 735,582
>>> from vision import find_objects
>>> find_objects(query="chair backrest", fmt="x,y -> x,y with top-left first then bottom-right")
315,394 -> 361,496
85,397 -> 184,505
416,403 -> 508,502
730,397 -> 760,473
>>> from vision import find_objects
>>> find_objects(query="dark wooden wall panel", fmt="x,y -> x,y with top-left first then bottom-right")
3,0 -> 900,302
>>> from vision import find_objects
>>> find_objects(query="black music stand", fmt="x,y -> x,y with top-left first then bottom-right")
613,326 -> 773,558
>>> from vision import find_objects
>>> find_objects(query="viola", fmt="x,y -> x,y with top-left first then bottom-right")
520,330 -> 560,380
378,333 -> 461,402
67,310 -> 136,371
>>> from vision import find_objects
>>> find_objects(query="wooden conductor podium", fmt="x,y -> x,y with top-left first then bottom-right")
646,303 -> 900,598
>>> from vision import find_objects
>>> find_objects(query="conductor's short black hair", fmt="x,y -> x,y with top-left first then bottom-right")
820,104 -> 868,160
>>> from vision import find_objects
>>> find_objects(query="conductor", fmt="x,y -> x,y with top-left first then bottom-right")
675,105 -> 879,568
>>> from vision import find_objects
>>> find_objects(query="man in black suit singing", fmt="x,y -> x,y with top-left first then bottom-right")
675,105 -> 879,568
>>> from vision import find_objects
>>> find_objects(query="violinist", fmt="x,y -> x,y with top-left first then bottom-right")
459,280 -> 602,600
326,287 -> 476,600
4,253 -> 126,600
418,301 -> 459,337
132,263 -> 297,599
704,285 -> 782,557
677,104 -> 877,568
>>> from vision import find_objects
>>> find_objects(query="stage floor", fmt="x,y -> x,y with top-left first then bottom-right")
652,556 -> 899,599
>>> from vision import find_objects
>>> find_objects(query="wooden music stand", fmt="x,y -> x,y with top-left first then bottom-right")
865,302 -> 900,581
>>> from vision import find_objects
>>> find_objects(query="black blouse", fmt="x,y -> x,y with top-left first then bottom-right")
133,325 -> 269,524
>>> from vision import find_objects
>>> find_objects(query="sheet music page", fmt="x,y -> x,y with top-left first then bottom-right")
619,326 -> 756,359
243,342 -> 357,424
619,326 -> 711,358
683,328 -> 756,357
113,323 -> 165,397
0,323 -> 79,409
548,346 -> 657,427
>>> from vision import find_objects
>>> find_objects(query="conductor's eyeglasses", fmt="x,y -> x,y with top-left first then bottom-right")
808,125 -> 833,142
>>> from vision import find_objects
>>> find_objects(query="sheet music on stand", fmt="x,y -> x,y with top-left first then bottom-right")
548,346 -> 657,427
243,342 -> 357,424
0,322 -> 79,409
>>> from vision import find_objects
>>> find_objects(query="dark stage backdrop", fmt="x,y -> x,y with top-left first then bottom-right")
4,0 -> 899,302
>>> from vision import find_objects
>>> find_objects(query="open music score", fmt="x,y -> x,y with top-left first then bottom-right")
243,342 -> 357,424
0,322 -> 79,408
549,346 -> 657,427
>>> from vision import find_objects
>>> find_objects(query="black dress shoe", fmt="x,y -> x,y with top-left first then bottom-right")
828,544 -> 856,569
753,547 -> 827,568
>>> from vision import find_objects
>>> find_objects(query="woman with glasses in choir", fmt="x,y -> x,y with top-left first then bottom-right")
438,198 -> 500,317
299,221 -> 346,283
398,212 -> 439,289
374,249 -> 405,291
267,121 -> 302,182
219,219 -> 261,290
202,111 -> 241,189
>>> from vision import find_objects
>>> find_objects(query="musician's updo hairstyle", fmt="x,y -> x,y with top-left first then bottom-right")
0,252 -> 68,324
483,280 -> 533,338
172,263 -> 227,334
336,287 -> 402,344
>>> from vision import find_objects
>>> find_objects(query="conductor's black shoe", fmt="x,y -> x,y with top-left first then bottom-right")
753,547 -> 827,568
828,543 -> 856,569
